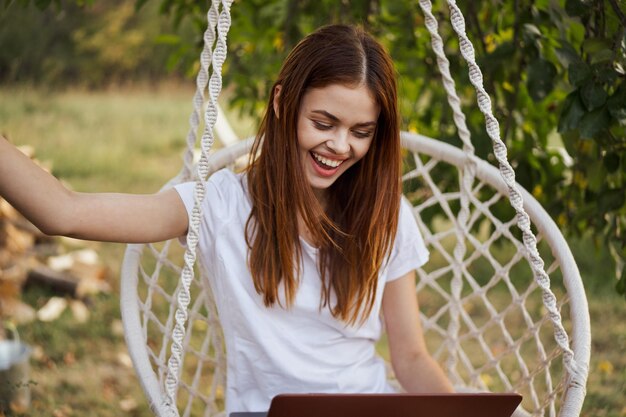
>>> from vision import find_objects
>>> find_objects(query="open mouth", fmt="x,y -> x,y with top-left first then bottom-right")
310,151 -> 345,170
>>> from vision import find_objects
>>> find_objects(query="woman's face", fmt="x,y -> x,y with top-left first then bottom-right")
291,83 -> 380,200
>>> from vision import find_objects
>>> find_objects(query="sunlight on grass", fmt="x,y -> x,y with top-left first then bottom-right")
1,87 -> 196,192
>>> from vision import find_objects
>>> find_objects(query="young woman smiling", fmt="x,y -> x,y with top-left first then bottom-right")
0,24 -> 453,415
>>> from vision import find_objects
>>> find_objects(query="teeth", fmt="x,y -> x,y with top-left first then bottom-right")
313,152 -> 344,168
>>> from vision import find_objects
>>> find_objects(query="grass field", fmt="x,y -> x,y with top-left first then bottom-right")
0,87 -> 624,417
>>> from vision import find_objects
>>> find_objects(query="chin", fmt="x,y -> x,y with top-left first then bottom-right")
307,176 -> 337,190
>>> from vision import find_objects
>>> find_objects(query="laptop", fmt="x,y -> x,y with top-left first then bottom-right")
230,392 -> 523,417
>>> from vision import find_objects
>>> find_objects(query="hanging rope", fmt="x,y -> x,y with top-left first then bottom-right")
179,0 -> 221,182
417,0 -> 478,384
163,1 -> 233,415
438,0 -> 586,392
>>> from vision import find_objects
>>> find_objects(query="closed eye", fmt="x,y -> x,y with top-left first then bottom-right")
352,130 -> 374,139
312,120 -> 333,130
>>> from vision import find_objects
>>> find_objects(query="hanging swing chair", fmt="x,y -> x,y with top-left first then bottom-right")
120,1 -> 591,416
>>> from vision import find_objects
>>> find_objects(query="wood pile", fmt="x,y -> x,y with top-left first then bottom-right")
0,146 -> 110,326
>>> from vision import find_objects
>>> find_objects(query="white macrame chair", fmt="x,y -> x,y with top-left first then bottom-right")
120,1 -> 591,417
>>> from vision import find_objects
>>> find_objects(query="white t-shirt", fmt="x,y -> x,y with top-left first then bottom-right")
174,169 -> 429,414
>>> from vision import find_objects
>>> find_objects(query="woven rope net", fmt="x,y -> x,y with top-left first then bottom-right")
120,1 -> 590,416
121,134 -> 590,417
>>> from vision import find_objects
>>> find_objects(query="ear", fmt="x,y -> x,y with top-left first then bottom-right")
273,85 -> 282,118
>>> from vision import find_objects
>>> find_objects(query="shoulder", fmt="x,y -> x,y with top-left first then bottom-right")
385,197 -> 429,281
173,168 -> 247,223
175,168 -> 243,198
396,197 -> 422,236
208,168 -> 243,190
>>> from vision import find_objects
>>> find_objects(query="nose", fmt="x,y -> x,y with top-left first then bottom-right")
326,129 -> 350,155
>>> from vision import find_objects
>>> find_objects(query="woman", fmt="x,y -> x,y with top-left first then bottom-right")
0,24 -> 452,414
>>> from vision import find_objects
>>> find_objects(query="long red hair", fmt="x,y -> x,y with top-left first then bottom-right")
245,24 -> 401,324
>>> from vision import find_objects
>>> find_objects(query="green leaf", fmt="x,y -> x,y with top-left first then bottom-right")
594,65 -> 620,84
561,132 -> 581,164
568,62 -> 591,86
555,41 -> 582,68
527,59 -> 557,102
604,153 -> 620,173
590,49 -> 614,65
579,107 -> 611,139
581,82 -> 608,111
558,92 -> 586,132
607,86 -> 626,124
582,38 -> 612,55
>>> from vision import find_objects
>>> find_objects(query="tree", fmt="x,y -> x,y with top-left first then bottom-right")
5,0 -> 626,297
0,0 -> 194,86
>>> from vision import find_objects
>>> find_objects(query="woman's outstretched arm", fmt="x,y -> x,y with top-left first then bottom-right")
0,136 -> 189,243
382,271 -> 455,393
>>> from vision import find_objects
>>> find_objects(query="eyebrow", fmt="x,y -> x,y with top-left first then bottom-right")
311,110 -> 377,128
